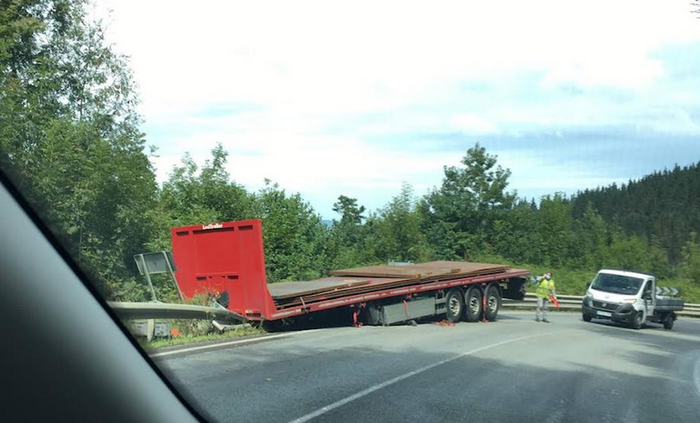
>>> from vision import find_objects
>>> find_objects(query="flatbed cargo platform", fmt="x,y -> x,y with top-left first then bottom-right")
268,262 -> 522,308
170,219 -> 530,326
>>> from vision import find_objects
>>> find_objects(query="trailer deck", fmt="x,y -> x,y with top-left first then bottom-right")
170,219 -> 530,325
270,262 -> 514,309
269,268 -> 530,320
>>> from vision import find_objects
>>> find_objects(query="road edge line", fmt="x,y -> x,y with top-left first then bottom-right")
150,330 -> 318,358
287,331 -> 554,423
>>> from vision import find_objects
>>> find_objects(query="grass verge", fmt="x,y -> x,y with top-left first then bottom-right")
138,325 -> 264,351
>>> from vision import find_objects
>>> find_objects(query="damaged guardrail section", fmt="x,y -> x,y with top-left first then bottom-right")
108,301 -> 247,323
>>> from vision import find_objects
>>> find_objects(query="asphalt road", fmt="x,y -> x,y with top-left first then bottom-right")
155,312 -> 700,423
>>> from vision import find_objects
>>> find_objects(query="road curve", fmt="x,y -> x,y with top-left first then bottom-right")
156,312 -> 700,423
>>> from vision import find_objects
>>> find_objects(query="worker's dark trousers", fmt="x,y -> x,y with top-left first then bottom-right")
536,297 -> 549,321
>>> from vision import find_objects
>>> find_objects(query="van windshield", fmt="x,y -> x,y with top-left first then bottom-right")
590,273 -> 645,295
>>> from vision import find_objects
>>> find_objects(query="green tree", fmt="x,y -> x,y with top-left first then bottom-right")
330,195 -> 366,246
148,144 -> 255,252
326,195 -> 370,269
567,203 -> 607,269
423,143 -> 516,260
333,195 -> 366,225
253,180 -> 329,282
371,183 -> 432,263
679,232 -> 700,284
491,200 -> 542,264
537,193 -> 572,267
603,232 -> 668,275
0,0 -> 157,300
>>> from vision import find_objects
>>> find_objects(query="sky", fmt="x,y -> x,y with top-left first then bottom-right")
95,0 -> 700,219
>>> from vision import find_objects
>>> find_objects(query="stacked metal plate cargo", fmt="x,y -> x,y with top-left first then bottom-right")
269,261 -> 510,309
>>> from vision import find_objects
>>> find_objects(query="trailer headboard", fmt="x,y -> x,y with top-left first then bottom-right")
170,219 -> 276,320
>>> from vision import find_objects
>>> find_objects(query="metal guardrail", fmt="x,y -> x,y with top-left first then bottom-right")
108,295 -> 700,323
108,301 -> 247,323
503,294 -> 700,317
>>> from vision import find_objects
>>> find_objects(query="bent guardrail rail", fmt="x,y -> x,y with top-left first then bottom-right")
108,301 -> 248,323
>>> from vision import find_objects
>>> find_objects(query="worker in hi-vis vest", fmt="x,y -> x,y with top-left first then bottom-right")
535,272 -> 556,323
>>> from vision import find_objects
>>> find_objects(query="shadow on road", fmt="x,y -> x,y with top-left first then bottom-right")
264,308 -> 532,332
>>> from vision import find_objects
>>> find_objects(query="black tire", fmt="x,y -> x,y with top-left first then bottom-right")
363,302 -> 383,326
583,314 -> 592,322
663,313 -> 675,330
262,319 -> 283,332
464,286 -> 483,322
484,284 -> 501,321
630,310 -> 644,330
445,289 -> 464,323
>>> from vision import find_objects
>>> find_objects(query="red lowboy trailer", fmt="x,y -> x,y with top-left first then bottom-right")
171,219 -> 530,329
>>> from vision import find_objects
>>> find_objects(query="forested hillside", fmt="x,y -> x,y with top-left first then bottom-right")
2,0 -> 700,302
572,164 -> 700,264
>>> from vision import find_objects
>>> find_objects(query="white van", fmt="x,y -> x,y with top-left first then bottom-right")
582,269 -> 683,330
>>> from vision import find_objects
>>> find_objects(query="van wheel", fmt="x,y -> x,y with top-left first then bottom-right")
583,314 -> 592,322
631,311 -> 644,330
445,289 -> 464,323
663,314 -> 674,330
484,284 -> 501,321
464,287 -> 483,322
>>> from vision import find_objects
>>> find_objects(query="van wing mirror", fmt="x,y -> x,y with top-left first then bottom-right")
586,281 -> 592,289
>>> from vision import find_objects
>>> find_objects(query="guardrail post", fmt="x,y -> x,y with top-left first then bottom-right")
146,319 -> 155,342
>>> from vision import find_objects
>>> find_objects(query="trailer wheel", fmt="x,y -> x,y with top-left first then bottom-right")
363,302 -> 383,326
262,319 -> 284,332
464,286 -> 483,322
663,313 -> 675,330
445,289 -> 464,323
484,284 -> 501,321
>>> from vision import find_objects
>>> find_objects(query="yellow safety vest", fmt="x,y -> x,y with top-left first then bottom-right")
536,278 -> 555,299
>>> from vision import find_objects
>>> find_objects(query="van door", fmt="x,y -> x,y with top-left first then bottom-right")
642,279 -> 655,318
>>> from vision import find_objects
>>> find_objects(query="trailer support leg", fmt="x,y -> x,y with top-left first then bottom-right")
352,303 -> 365,328
402,299 -> 410,320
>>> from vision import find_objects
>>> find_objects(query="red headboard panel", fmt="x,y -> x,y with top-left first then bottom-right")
170,219 -> 276,320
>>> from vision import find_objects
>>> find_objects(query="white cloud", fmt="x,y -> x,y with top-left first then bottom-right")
541,57 -> 666,91
450,114 -> 498,135
94,0 -> 700,217
97,0 -> 700,119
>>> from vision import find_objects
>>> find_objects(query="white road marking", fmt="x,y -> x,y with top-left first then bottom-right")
150,330 -> 319,358
694,353 -> 700,399
287,332 -> 554,423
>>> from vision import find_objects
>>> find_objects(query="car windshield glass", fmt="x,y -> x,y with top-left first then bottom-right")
590,274 -> 644,295
3,1 -> 700,422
